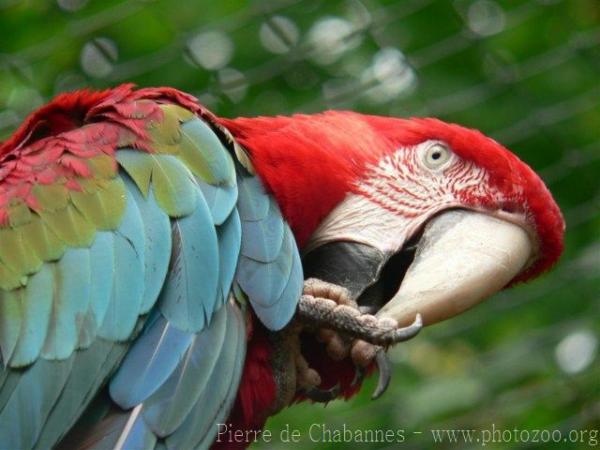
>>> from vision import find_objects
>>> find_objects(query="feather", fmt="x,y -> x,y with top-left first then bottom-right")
66,403 -> 157,450
0,228 -> 43,276
87,154 -> 118,179
142,304 -> 228,436
149,105 -> 184,148
109,313 -> 194,409
117,149 -> 153,197
33,339 -> 124,449
86,232 -> 115,336
196,335 -> 245,450
195,335 -> 245,450
70,177 -> 127,230
250,230 -> 303,331
122,177 -> 172,314
151,154 -> 197,217
0,260 -> 22,290
76,312 -> 96,350
31,183 -> 69,213
41,248 -> 91,360
8,201 -> 32,227
75,231 -> 115,350
113,405 -> 157,450
58,340 -> 130,448
179,117 -> 235,186
19,215 -> 63,262
237,176 -> 269,221
10,264 -> 54,367
240,198 -> 285,263
165,302 -> 245,450
0,260 -> 24,291
98,188 -> 145,341
236,226 -> 295,308
0,356 -> 74,450
0,370 -> 18,411
0,289 -> 22,364
38,206 -> 96,248
217,209 -> 241,302
198,180 -> 238,226
159,190 -> 219,332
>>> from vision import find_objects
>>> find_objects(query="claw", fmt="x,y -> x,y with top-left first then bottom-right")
351,365 -> 366,386
350,347 -> 392,399
303,383 -> 341,403
380,313 -> 423,346
371,348 -> 391,400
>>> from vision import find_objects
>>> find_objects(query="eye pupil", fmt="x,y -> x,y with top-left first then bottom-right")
422,143 -> 451,169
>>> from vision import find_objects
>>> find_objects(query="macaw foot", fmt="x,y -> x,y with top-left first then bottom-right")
298,278 -> 423,400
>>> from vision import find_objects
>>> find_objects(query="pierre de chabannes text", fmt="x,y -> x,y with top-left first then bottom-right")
216,422 -> 598,447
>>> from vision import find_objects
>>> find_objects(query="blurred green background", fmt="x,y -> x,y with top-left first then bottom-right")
0,0 -> 598,449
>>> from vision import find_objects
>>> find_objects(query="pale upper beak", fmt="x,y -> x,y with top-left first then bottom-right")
376,209 -> 533,326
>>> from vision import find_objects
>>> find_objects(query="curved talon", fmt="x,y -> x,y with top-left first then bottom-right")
381,313 -> 423,345
351,365 -> 366,386
303,383 -> 341,403
371,348 -> 391,400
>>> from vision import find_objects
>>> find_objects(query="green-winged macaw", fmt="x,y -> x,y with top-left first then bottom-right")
0,85 -> 564,449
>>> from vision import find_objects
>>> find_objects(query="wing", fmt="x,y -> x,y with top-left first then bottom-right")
0,87 -> 303,450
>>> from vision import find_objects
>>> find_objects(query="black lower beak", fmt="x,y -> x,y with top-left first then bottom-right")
302,241 -> 389,302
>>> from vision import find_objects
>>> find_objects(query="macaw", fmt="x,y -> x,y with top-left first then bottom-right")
0,84 -> 564,450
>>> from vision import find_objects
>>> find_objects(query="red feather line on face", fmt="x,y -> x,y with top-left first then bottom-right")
221,112 -> 564,285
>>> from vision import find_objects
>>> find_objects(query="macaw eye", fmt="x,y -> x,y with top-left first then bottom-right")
423,143 -> 451,170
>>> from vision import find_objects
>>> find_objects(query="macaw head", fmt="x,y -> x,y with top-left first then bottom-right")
220,111 -> 564,329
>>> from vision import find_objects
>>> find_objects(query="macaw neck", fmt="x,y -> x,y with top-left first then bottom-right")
218,112 -> 391,247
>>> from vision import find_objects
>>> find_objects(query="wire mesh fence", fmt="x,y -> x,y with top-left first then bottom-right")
0,0 -> 598,449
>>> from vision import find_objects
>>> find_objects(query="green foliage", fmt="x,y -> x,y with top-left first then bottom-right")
0,0 -> 598,448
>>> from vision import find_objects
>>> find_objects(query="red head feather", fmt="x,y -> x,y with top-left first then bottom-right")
220,112 -> 565,284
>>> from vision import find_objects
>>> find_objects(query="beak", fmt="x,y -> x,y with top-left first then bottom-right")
377,209 -> 533,326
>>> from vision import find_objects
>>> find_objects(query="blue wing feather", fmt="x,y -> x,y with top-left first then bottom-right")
75,231 -> 115,350
196,322 -> 246,450
142,304 -> 229,436
240,198 -> 285,263
11,265 -> 53,366
41,249 -> 91,360
109,313 -> 194,409
123,177 -> 172,314
112,405 -> 157,450
217,209 -> 242,303
0,356 -> 74,449
236,227 -> 296,307
97,187 -> 146,341
0,289 -> 23,364
34,339 -> 127,449
249,231 -> 303,330
237,176 -> 269,221
198,181 -> 238,226
165,302 -> 245,450
159,189 -> 220,332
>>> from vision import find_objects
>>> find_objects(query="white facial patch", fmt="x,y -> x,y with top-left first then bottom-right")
305,194 -> 413,254
306,140 -> 494,255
